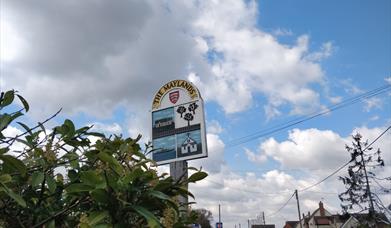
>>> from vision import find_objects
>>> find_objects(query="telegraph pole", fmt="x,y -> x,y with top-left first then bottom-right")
170,161 -> 188,213
218,204 -> 221,223
295,190 -> 303,228
262,211 -> 265,225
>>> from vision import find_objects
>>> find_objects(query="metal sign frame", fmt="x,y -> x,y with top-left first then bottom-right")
151,80 -> 208,165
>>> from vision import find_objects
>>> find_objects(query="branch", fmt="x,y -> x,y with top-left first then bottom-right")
5,108 -> 62,144
31,198 -> 82,228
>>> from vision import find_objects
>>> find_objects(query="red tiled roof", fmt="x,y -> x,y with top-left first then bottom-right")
314,216 -> 331,225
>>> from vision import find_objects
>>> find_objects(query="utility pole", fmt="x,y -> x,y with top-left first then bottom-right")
170,161 -> 188,214
218,204 -> 221,223
248,219 -> 250,228
262,211 -> 265,225
295,190 -> 303,228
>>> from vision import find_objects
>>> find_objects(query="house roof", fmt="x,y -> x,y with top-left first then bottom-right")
251,225 -> 275,228
284,221 -> 298,228
314,216 -> 332,225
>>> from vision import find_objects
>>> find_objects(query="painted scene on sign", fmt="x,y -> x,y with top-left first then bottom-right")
152,107 -> 175,138
152,135 -> 176,162
176,130 -> 202,158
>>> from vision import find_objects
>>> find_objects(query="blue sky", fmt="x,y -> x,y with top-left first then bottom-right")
1,0 -> 390,227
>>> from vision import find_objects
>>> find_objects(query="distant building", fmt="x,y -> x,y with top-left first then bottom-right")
289,201 -> 390,228
251,225 -> 275,228
283,221 -> 299,228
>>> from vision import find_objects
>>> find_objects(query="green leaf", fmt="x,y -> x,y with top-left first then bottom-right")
85,132 -> 105,138
149,190 -> 170,201
88,211 -> 109,226
68,170 -> 79,182
91,189 -> 109,204
131,205 -> 160,228
44,219 -> 55,228
0,174 -> 12,183
66,183 -> 94,193
17,121 -> 32,135
81,171 -> 106,188
1,90 -> 14,107
0,154 -> 27,176
98,152 -> 123,175
0,147 -> 9,154
0,183 -> 26,207
175,187 -> 194,199
188,171 -> 208,183
46,175 -> 57,193
0,114 -> 12,131
31,171 -> 45,188
64,119 -> 75,136
16,94 -> 29,112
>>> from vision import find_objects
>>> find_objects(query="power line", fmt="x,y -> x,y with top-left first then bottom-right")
203,178 -> 292,196
266,191 -> 295,218
298,125 -> 391,192
226,84 -> 391,147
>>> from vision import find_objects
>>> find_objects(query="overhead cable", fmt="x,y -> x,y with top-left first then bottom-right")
226,84 -> 391,147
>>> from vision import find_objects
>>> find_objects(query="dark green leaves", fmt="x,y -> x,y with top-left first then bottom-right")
31,171 -> 45,187
1,90 -> 15,107
131,205 -> 160,228
46,175 -> 57,193
16,94 -> 29,112
188,171 -> 208,183
97,151 -> 123,175
66,183 -> 95,193
0,154 -> 27,176
0,183 -> 26,207
0,90 -> 208,227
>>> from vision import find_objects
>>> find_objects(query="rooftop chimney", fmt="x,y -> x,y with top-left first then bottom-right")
319,201 -> 325,216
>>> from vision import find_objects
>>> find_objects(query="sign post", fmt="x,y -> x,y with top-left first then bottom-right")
151,79 -> 208,212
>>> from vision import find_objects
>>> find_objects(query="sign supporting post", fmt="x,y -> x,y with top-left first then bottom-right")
170,160 -> 188,211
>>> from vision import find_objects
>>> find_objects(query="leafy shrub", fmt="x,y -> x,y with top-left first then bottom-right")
0,90 -> 207,227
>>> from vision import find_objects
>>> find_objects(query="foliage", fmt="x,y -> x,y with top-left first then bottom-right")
0,90 -> 208,227
193,208 -> 213,228
338,133 -> 390,222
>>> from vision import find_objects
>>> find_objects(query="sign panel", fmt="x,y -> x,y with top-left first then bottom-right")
216,222 -> 223,228
151,79 -> 207,165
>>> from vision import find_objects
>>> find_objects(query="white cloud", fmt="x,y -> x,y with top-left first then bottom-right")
2,0 -> 331,122
329,96 -> 342,104
341,79 -> 364,95
192,3 -> 328,115
363,97 -> 382,112
305,42 -> 334,62
207,120 -> 223,134
245,148 -> 268,164
2,126 -> 24,154
259,128 -> 349,171
272,28 -> 293,36
90,122 -> 122,135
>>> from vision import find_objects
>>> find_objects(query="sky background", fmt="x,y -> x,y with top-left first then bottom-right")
1,0 -> 390,227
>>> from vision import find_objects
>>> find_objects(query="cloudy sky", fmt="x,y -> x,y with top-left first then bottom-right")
1,0 -> 390,227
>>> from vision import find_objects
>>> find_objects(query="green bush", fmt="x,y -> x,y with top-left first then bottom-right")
0,90 -> 207,228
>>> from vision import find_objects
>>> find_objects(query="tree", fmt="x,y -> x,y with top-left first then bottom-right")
193,208 -> 213,228
338,133 -> 390,223
188,103 -> 198,115
0,90 -> 208,227
177,106 -> 186,118
183,113 -> 194,126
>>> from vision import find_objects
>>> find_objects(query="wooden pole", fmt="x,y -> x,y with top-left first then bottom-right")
170,161 -> 188,213
295,190 -> 303,228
